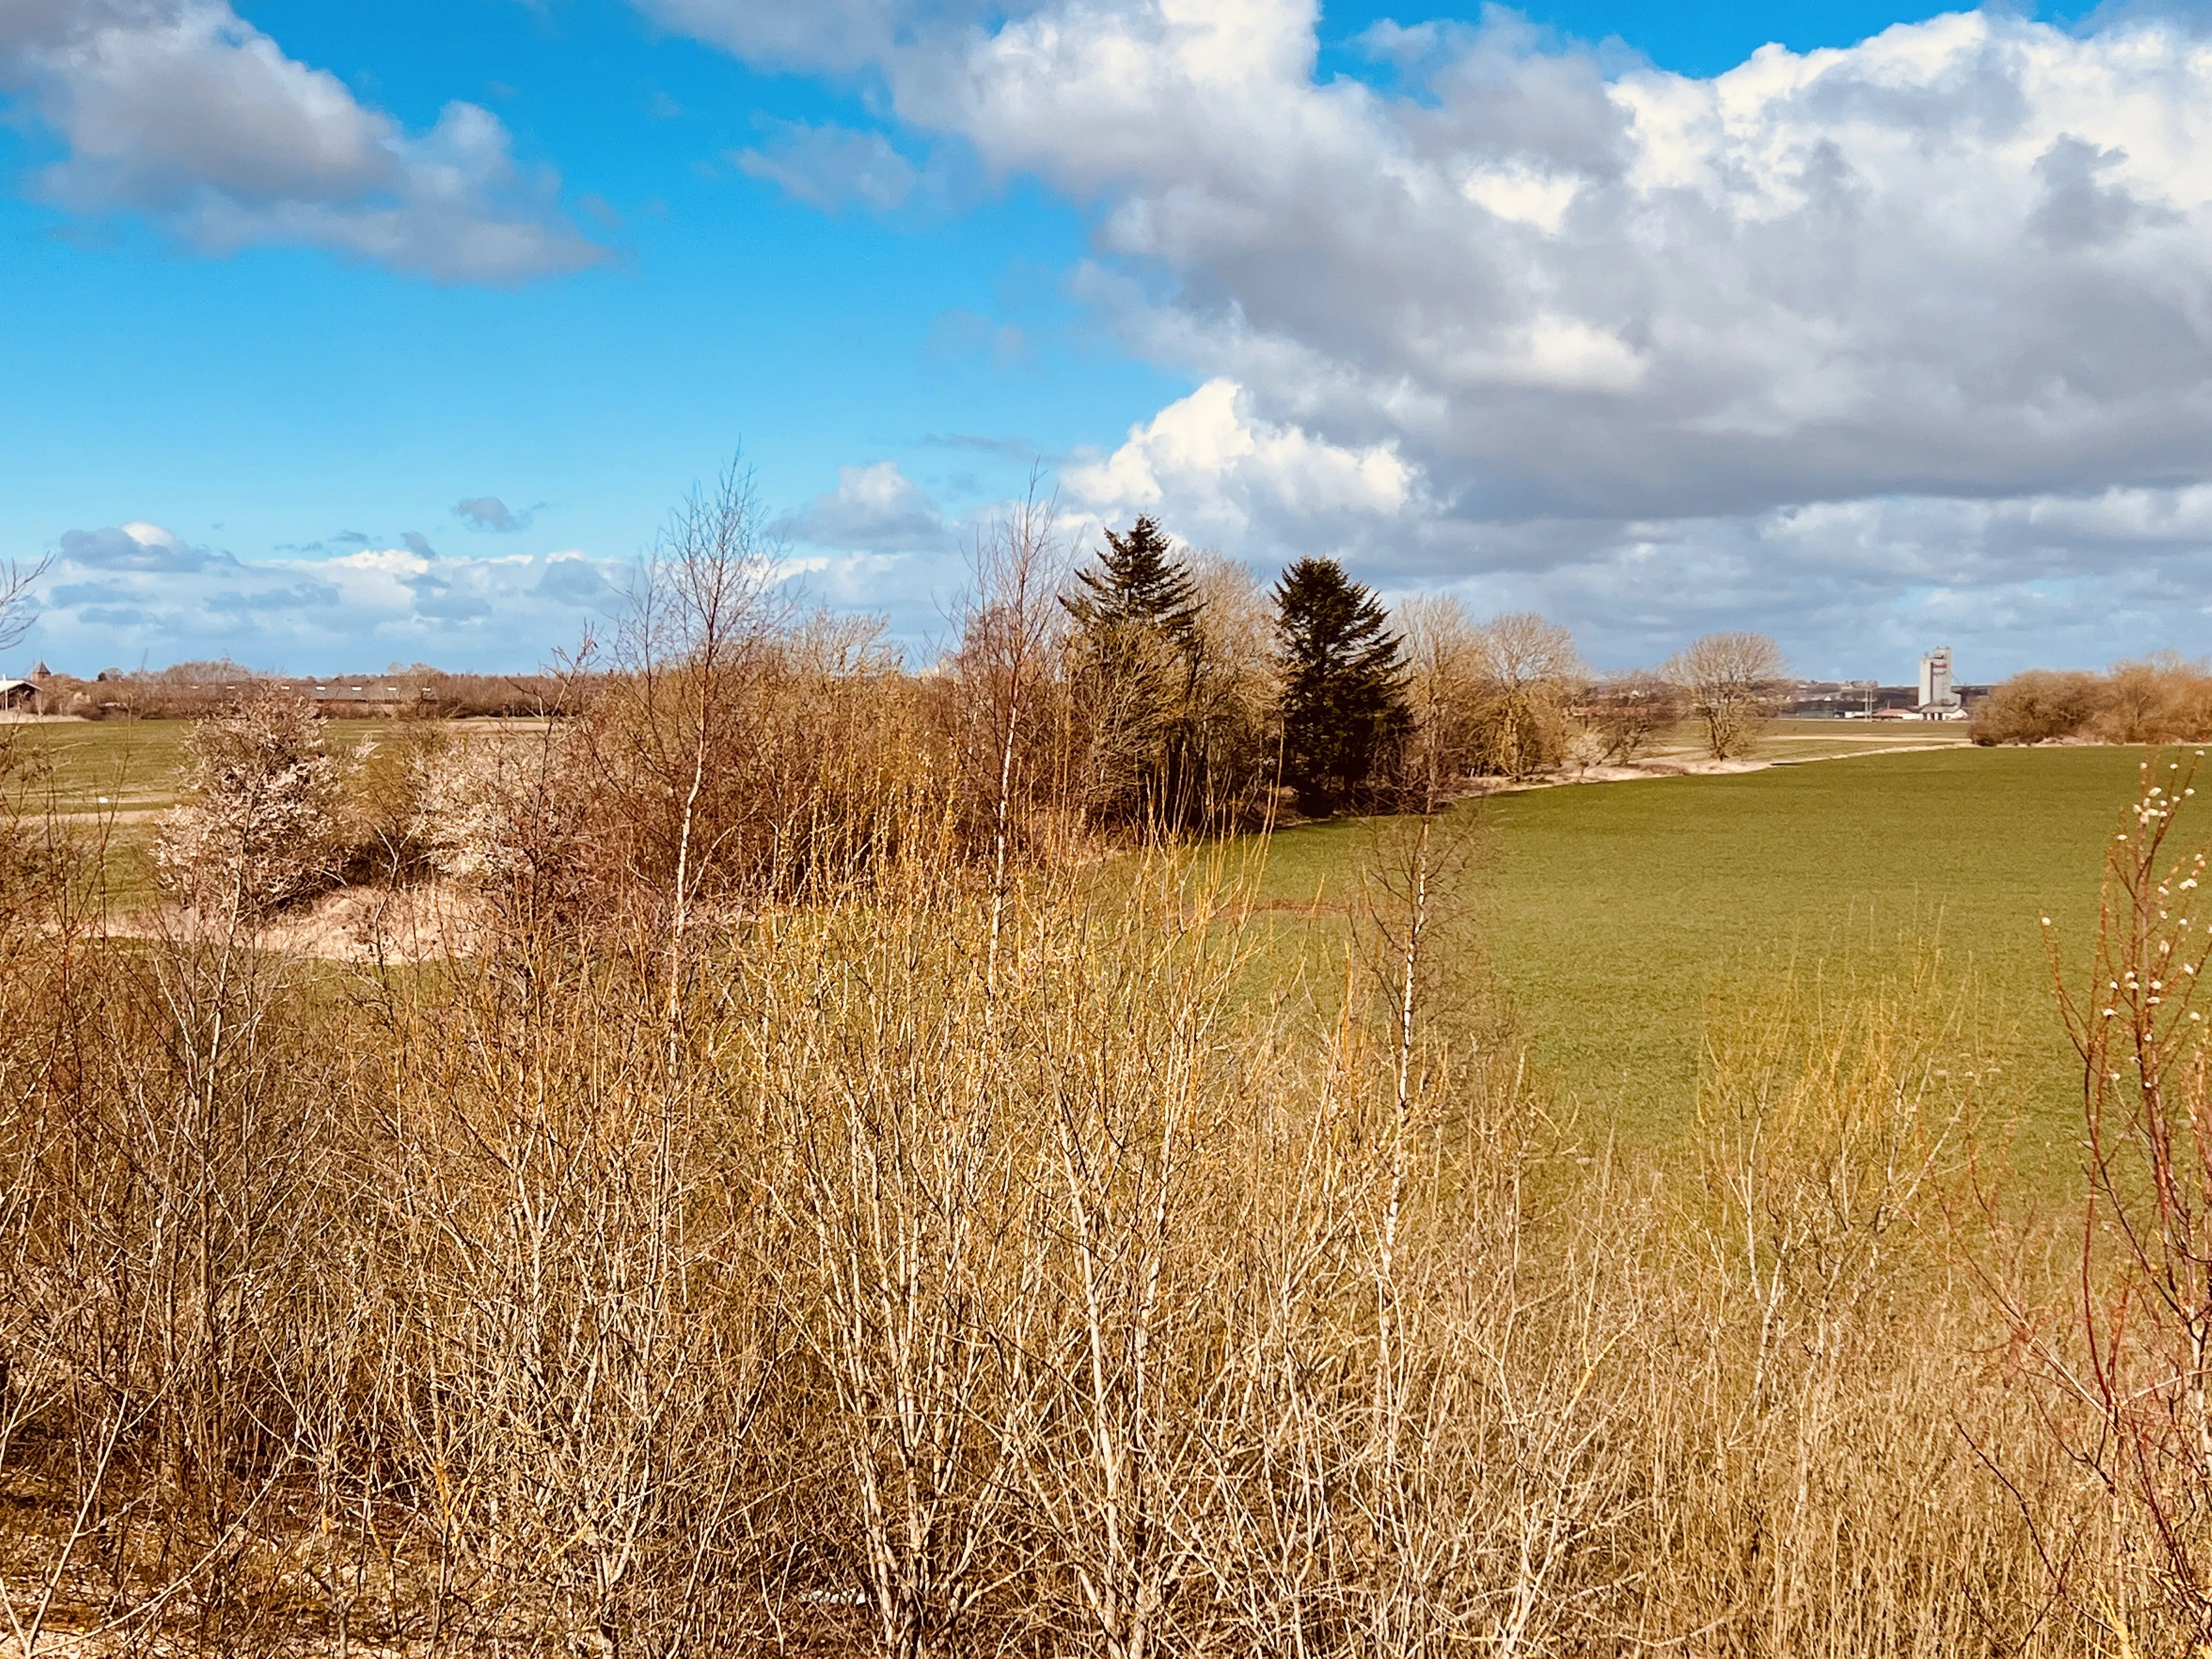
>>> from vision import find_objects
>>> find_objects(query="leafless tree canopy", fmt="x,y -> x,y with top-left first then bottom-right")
1973,654 -> 2212,744
1396,600 -> 1589,786
1663,630 -> 1790,758
0,558 -> 47,656
1583,670 -> 1685,761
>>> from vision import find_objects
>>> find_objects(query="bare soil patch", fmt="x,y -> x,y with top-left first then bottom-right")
110,882 -> 486,964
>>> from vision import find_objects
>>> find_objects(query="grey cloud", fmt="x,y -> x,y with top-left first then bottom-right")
919,431 -> 1041,459
58,524 -> 234,571
50,582 -> 130,605
861,4 -> 2212,523
404,582 -> 494,622
2,0 -> 603,283
1355,487 -> 2212,679
387,571 -> 495,628
20,532 -> 636,671
651,0 -> 2212,670
331,529 -> 372,546
206,580 -> 343,613
534,556 -> 618,603
401,532 -> 437,559
454,496 -> 534,533
776,461 -> 946,550
74,606 -> 155,628
629,0 -> 1002,74
2032,135 -> 2171,250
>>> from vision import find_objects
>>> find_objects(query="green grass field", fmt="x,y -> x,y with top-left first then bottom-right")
1254,742 -> 2153,1146
0,720 -> 392,900
3,719 -> 391,818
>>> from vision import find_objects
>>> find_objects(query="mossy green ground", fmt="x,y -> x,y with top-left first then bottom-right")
1251,742 -> 2156,1147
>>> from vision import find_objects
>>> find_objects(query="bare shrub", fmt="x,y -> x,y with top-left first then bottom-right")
1177,555 -> 1283,832
1583,670 -> 1684,761
356,948 -> 785,1656
154,695 -> 345,920
1396,595 -> 1488,796
409,723 -> 587,891
943,483 -> 1079,879
575,467 -> 944,934
1650,953 -> 2056,1652
1971,668 -> 2111,744
0,926 -> 346,1655
2092,653 -> 2212,744
1972,658 -> 2212,746
1470,610 -> 1585,777
0,622 -> 2181,1657
1395,601 -> 1585,784
0,867 -> 2097,1655
1989,752 -> 2212,1649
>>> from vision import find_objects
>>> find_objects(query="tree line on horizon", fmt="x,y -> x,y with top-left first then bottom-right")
24,493 -> 1800,848
138,490 -> 1803,932
1054,514 -> 1792,828
1971,655 -> 2212,746
31,661 -> 564,721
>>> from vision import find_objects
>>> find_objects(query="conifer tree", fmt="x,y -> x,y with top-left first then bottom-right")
1062,516 -> 1199,637
1271,557 -> 1408,813
1063,517 -> 1204,831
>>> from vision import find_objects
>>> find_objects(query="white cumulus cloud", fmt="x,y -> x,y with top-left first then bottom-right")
1063,378 -> 1416,551
30,523 -> 633,671
776,460 -> 949,551
1,0 -> 603,282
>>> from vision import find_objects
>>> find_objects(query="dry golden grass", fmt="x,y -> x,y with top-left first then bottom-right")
0,771 -> 2155,1658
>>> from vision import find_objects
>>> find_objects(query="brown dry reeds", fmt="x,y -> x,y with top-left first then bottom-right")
0,729 -> 2180,1655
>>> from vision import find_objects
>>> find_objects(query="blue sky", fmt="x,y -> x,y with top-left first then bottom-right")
2,0 -> 2205,679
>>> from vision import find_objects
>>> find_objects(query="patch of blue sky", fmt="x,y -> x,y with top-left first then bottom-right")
0,0 -> 1190,666
1317,0 -> 2098,81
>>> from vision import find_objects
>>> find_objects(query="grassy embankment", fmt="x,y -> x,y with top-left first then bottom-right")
1254,732 -> 2147,1150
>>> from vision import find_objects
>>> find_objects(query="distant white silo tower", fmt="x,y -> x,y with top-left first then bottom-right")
1918,647 -> 1955,708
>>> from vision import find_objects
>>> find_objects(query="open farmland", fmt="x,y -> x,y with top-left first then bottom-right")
16,714 -> 2124,1152
5,718 -> 394,820
10,719 -> 189,819
0,719 -> 396,901
1680,712 -> 1974,761
1256,741 -> 2147,1147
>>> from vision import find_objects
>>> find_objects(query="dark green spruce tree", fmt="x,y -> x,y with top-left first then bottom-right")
1271,556 -> 1408,814
1063,516 -> 1205,831
1062,516 -> 1199,639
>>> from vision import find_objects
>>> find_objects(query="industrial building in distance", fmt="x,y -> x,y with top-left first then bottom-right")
1784,648 -> 1986,720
